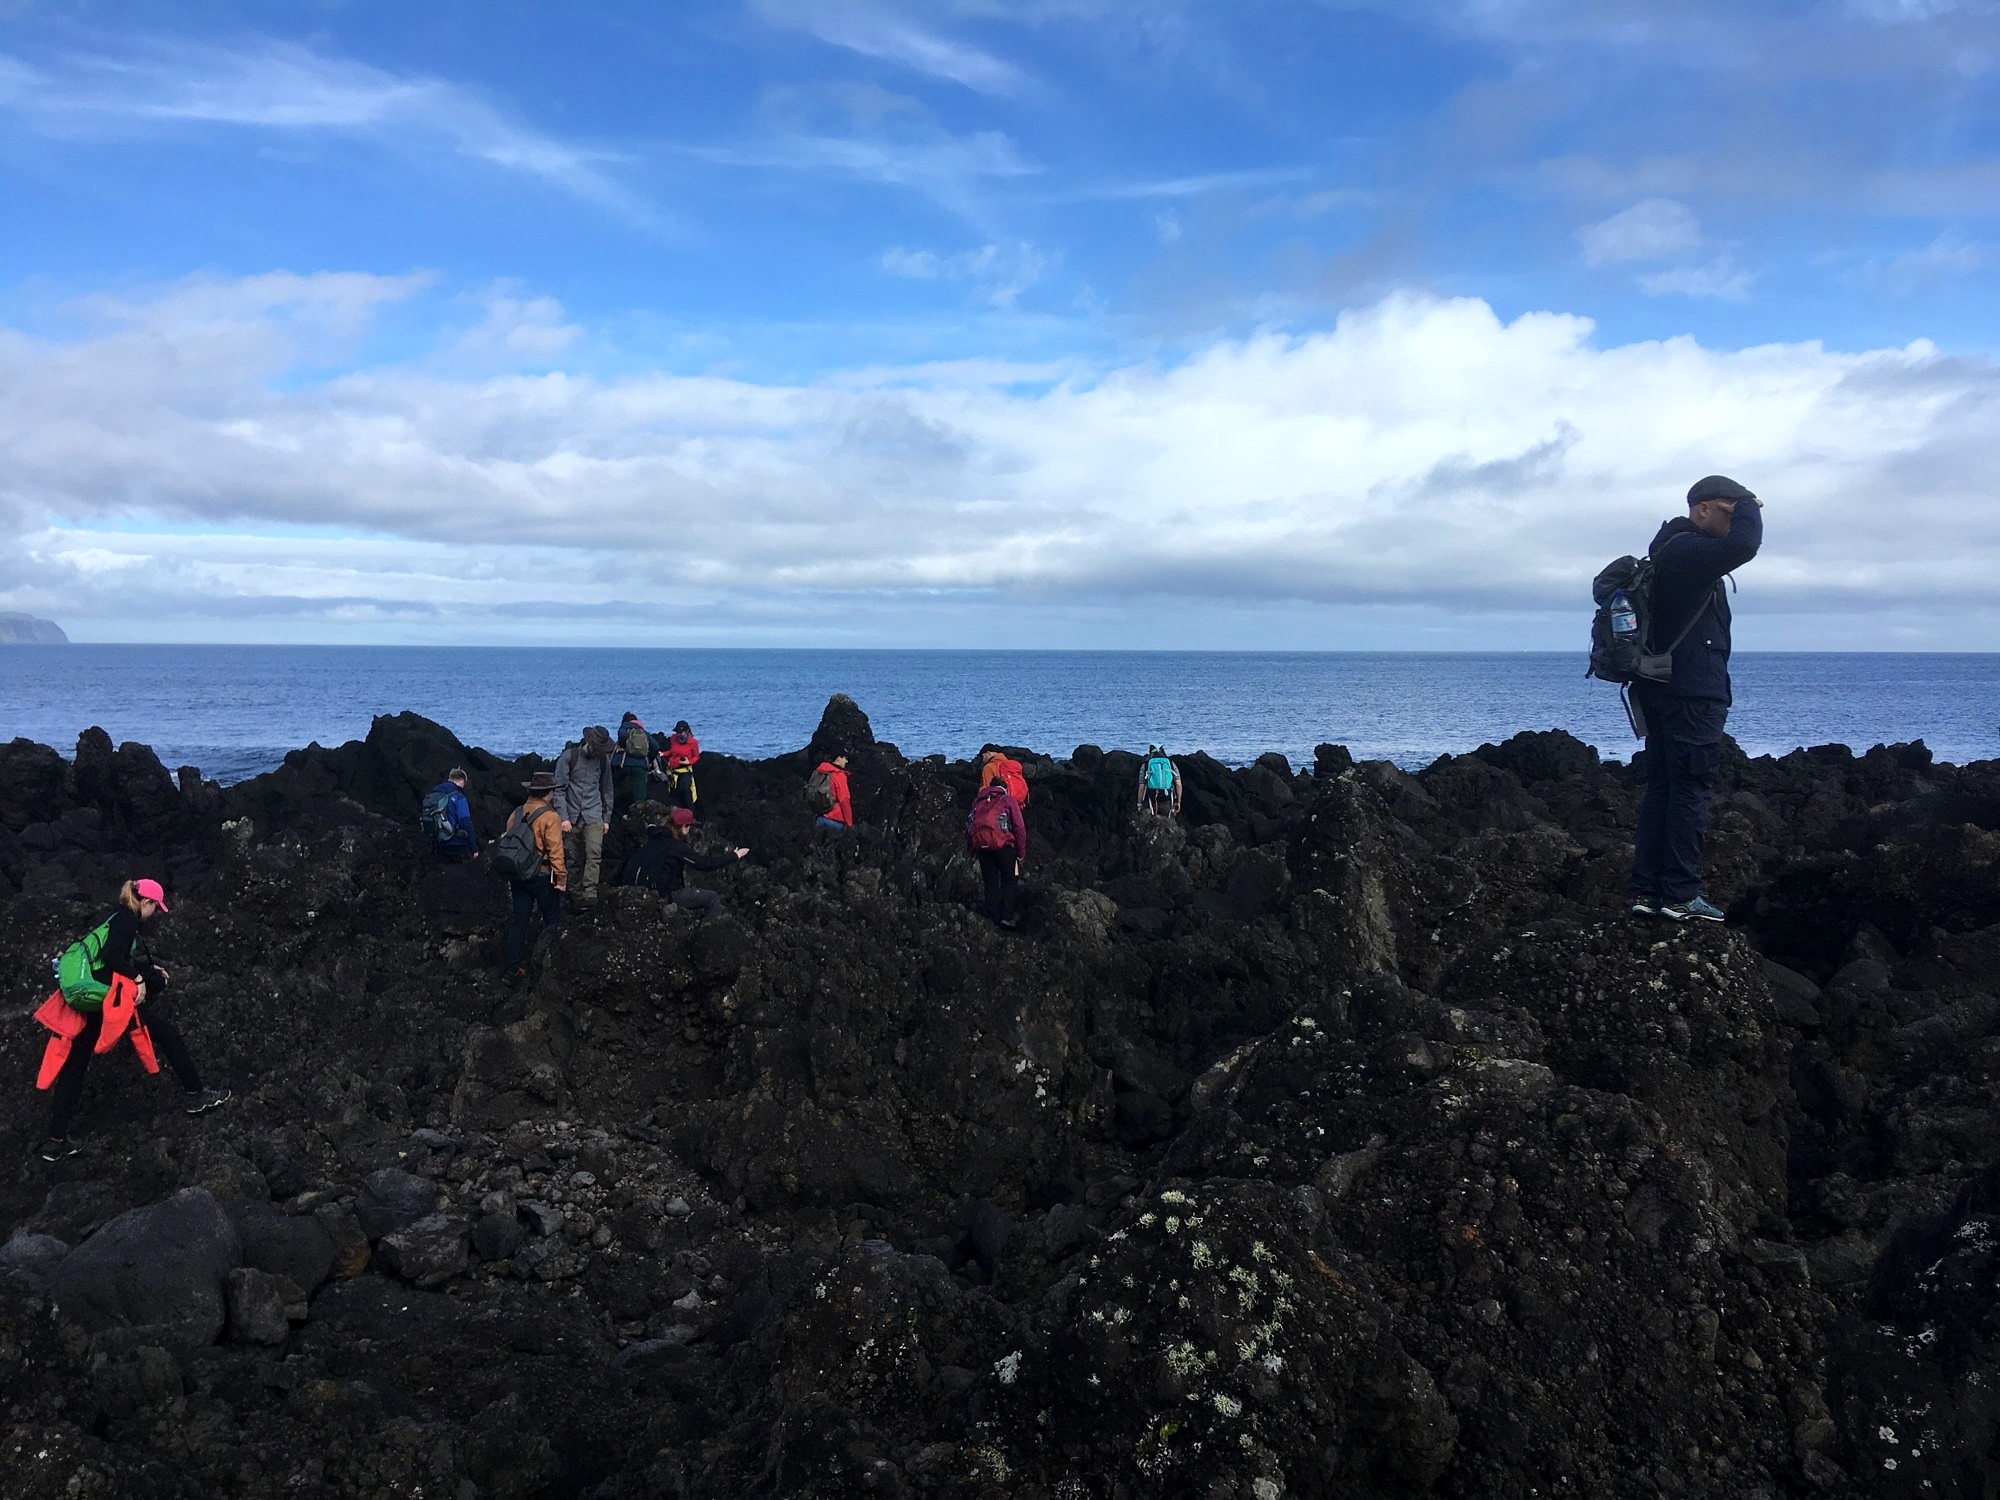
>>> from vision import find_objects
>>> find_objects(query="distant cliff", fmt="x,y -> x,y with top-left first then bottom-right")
0,611 -> 67,644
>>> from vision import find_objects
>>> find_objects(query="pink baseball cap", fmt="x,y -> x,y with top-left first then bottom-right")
134,878 -> 170,912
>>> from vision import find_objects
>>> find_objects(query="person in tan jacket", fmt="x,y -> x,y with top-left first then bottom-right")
501,770 -> 567,985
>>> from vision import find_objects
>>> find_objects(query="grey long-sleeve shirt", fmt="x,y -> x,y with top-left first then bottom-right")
553,743 -> 614,825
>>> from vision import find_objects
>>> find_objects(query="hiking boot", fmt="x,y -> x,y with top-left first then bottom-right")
1660,896 -> 1726,924
39,1136 -> 80,1162
1629,895 -> 1661,917
184,1087 -> 233,1116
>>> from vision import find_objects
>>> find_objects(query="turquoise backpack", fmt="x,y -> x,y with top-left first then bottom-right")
1145,755 -> 1175,792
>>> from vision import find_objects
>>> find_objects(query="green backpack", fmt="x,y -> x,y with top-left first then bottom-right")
54,917 -> 116,1009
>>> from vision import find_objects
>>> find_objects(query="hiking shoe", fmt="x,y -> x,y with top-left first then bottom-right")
1660,896 -> 1726,924
184,1087 -> 233,1116
1629,895 -> 1661,917
39,1136 -> 80,1162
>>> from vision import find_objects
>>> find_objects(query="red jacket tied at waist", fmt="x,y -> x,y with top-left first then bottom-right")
35,975 -> 158,1089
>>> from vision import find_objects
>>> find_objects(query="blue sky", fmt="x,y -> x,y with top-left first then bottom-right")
2,0 -> 1997,647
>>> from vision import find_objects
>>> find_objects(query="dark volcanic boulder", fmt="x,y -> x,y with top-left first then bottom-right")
51,1187 -> 242,1345
355,1168 -> 442,1241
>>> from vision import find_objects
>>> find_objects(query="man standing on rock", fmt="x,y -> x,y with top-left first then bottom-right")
554,725 -> 614,908
1628,475 -> 1764,923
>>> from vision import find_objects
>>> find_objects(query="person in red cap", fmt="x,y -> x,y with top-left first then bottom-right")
39,878 -> 230,1162
617,807 -> 748,915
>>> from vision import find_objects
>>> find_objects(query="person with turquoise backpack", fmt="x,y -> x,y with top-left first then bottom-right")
36,878 -> 230,1162
1137,745 -> 1182,817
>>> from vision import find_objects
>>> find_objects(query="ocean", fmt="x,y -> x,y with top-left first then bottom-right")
3,647 -> 1996,786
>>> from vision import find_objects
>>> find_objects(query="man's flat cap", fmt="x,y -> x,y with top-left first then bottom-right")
1686,474 -> 1756,505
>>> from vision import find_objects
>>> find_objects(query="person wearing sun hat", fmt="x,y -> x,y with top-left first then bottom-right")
38,877 -> 230,1162
500,769 -> 567,985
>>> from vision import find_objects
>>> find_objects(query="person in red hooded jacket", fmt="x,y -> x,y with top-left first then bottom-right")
812,752 -> 853,829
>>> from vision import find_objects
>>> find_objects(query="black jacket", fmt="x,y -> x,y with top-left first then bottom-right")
619,830 -> 734,896
95,907 -> 147,982
1645,501 -> 1763,704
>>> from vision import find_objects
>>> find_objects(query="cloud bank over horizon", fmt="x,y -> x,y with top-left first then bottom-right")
3,270 -> 1996,650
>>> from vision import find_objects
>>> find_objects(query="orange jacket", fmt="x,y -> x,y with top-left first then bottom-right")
979,755 -> 1030,806
509,797 -> 567,883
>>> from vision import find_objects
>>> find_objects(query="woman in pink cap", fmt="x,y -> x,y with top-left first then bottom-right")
38,878 -> 230,1162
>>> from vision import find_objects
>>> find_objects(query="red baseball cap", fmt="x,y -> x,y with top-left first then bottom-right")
668,807 -> 696,827
134,877 -> 170,912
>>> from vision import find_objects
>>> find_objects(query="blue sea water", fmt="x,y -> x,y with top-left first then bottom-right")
2,647 -> 1996,786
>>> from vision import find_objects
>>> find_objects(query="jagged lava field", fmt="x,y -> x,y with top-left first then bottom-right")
1,694 -> 1997,1499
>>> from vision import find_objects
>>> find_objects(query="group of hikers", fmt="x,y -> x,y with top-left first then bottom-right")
33,474 -> 1760,1163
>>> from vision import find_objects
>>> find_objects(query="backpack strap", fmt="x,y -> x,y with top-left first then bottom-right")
1650,533 -> 1719,658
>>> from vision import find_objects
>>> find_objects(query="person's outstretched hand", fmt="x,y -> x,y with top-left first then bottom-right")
734,847 -> 750,859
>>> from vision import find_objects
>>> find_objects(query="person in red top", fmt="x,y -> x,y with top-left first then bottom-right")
813,752 -> 853,829
662,720 -> 700,814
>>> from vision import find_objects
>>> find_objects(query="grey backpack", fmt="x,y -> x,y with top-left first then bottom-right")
492,804 -> 555,880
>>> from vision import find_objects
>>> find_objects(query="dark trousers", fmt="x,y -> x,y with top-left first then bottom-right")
669,887 -> 721,916
48,966 -> 201,1137
1629,692 -> 1728,903
503,876 -> 561,969
665,768 -> 696,812
977,850 -> 1018,922
435,845 -> 474,864
616,765 -> 649,810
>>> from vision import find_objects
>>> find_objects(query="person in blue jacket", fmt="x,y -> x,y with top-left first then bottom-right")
1628,475 -> 1764,923
425,769 -> 478,863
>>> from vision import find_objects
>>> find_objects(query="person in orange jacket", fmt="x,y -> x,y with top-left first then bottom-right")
501,770 -> 568,985
811,752 -> 854,829
38,878 -> 230,1162
977,747 -> 1031,807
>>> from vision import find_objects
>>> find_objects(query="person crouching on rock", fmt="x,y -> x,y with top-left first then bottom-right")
1137,745 -> 1182,817
810,751 -> 854,830
967,777 -> 1027,930
620,807 -> 748,916
39,878 -> 230,1162
500,771 -> 567,986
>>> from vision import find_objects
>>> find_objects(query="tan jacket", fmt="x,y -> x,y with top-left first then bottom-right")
509,797 -> 567,884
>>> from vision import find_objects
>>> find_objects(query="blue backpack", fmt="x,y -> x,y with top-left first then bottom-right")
1145,756 -> 1175,792
420,787 -> 460,845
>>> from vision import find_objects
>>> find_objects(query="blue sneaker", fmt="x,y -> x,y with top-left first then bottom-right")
1660,896 -> 1726,924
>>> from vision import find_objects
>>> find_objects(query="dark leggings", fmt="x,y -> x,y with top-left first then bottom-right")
47,965 -> 201,1138
977,849 -> 1018,921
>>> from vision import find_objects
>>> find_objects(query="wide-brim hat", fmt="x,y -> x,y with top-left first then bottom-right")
522,771 -> 558,793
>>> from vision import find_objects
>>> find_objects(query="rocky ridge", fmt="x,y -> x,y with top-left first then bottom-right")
0,698 -> 1996,1499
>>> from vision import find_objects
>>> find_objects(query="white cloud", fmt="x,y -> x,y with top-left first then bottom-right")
878,241 -> 1055,306
0,37 -> 651,221
752,0 -> 1031,95
452,291 -> 582,362
1153,208 -> 1183,244
1635,257 -> 1754,301
1578,198 -> 1702,265
4,275 -> 1999,646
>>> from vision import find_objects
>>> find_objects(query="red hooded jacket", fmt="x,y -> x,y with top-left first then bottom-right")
815,761 -> 853,826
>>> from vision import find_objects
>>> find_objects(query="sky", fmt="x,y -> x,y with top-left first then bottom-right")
1,0 -> 1997,649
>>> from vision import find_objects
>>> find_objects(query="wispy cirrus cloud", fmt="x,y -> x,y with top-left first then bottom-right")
879,240 -> 1056,306
0,36 -> 655,222
751,0 -> 1032,95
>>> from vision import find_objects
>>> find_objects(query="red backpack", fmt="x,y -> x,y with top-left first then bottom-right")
988,758 -> 1029,806
968,786 -> 1014,851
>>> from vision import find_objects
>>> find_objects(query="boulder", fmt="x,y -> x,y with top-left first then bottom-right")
226,1267 -> 291,1345
377,1214 -> 472,1289
51,1187 -> 241,1345
355,1168 -> 441,1241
